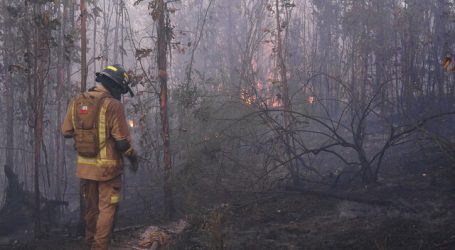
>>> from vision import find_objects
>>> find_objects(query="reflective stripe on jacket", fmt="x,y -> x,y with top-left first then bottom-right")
62,84 -> 131,181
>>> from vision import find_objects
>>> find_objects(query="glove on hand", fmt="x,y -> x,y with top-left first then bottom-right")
124,148 -> 139,173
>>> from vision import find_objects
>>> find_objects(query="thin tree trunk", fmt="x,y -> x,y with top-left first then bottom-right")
3,5 -> 14,169
67,0 -> 74,83
80,0 -> 87,92
61,0 -> 70,205
156,0 -> 174,218
78,0 -> 88,236
22,0 -> 33,192
93,0 -> 98,74
120,1 -> 124,65
55,0 -> 65,203
275,0 -> 298,185
102,0 -> 109,67
113,0 -> 119,63
227,0 -> 235,84
33,2 -> 49,238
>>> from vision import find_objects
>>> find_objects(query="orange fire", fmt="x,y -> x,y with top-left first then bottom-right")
308,96 -> 316,104
271,98 -> 281,108
128,120 -> 135,128
240,89 -> 256,106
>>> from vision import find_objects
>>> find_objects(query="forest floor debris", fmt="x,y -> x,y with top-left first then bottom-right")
0,165 -> 68,238
172,167 -> 455,250
2,165 -> 455,249
137,219 -> 188,249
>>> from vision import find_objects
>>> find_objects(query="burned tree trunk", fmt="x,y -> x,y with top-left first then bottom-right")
0,165 -> 27,236
156,0 -> 175,218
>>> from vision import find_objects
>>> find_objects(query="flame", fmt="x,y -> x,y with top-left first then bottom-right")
271,98 -> 281,108
308,96 -> 316,104
442,56 -> 452,70
256,80 -> 264,91
128,120 -> 135,128
240,89 -> 256,106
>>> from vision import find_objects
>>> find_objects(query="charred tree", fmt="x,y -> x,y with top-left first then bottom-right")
156,0 -> 175,218
0,165 -> 29,236
0,165 -> 68,236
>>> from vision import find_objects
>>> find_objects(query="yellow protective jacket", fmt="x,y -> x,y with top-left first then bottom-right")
62,84 -> 132,181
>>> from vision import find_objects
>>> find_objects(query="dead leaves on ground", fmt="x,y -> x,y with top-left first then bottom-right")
137,220 -> 188,249
138,228 -> 171,248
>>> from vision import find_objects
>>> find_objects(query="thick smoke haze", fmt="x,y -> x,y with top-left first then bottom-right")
0,0 -> 454,249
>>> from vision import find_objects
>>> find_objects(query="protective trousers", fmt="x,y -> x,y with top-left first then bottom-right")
82,175 -> 121,250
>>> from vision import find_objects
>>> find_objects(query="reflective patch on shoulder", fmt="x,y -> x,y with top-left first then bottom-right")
111,194 -> 120,204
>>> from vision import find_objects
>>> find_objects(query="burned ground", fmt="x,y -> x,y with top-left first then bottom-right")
1,156 -> 454,250
173,166 -> 455,250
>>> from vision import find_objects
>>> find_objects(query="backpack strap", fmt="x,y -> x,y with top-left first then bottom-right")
93,93 -> 110,129
94,94 -> 112,151
72,93 -> 85,130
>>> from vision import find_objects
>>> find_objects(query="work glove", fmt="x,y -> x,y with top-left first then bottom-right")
124,147 -> 139,173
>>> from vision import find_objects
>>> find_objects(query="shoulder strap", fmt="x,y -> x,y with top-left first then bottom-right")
95,95 -> 111,150
72,93 -> 84,130
94,94 -> 110,129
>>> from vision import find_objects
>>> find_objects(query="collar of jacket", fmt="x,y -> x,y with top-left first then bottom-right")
91,84 -> 113,97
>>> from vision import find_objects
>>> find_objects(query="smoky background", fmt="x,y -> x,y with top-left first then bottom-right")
0,0 -> 454,244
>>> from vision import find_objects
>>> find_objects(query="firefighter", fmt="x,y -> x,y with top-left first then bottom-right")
62,64 -> 139,250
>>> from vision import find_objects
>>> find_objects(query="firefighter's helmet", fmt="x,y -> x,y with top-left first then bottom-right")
96,64 -> 134,97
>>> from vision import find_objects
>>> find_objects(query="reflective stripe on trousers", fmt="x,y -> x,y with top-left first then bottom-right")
83,176 -> 121,250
